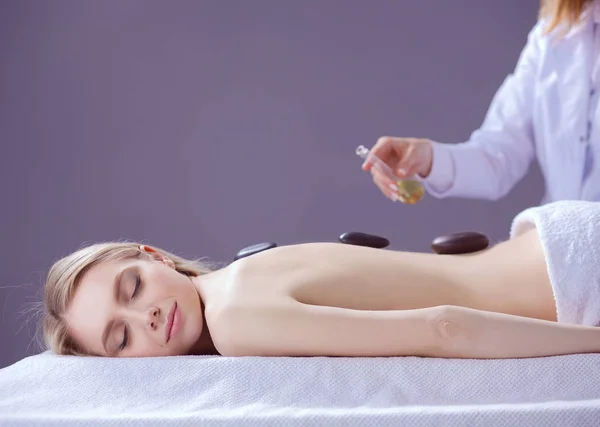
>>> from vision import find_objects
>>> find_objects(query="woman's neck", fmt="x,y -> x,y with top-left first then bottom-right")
192,267 -> 228,301
189,267 -> 230,356
189,299 -> 220,355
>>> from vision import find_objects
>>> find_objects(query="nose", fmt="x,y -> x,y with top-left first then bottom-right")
147,306 -> 160,331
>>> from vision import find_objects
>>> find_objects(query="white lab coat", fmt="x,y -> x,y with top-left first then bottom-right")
424,11 -> 598,203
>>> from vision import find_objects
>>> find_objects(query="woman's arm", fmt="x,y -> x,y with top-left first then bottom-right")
423,21 -> 543,201
225,303 -> 600,359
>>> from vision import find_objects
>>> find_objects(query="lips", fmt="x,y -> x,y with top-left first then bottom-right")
165,301 -> 178,343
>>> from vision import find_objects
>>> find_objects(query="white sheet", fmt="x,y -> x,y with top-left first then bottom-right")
1,351 -> 599,426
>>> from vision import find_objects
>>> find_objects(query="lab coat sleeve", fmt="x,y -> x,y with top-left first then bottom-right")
423,22 -> 543,200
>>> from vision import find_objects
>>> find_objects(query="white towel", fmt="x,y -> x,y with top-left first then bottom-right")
1,351 -> 600,426
510,200 -> 600,326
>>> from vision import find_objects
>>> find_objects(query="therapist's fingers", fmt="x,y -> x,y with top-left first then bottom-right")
372,170 -> 399,201
370,164 -> 396,188
362,136 -> 405,172
371,136 -> 406,159
400,139 -> 434,178
395,144 -> 419,178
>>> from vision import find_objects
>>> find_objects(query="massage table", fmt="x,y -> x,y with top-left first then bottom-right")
2,226 -> 599,426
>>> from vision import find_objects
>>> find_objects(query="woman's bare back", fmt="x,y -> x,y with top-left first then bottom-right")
216,228 -> 556,321
196,228 -> 600,359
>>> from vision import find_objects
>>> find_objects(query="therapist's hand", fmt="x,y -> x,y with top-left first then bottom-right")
361,136 -> 433,199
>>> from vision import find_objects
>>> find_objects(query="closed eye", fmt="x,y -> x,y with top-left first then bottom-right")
119,326 -> 129,352
131,274 -> 142,299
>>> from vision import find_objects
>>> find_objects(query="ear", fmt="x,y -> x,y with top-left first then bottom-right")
139,245 -> 176,269
139,245 -> 160,259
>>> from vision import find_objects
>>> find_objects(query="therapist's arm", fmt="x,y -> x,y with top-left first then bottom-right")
423,21 -> 543,200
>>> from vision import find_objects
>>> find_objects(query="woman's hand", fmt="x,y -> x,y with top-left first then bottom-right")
361,136 -> 433,200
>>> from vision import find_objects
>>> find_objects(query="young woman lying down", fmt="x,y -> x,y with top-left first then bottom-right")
42,200 -> 600,359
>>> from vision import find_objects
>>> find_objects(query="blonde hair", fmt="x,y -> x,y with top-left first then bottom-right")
540,0 -> 593,35
42,242 -> 214,356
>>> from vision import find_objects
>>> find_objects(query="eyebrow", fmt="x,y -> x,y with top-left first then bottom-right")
101,267 -> 128,354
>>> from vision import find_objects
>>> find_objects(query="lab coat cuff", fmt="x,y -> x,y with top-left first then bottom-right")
423,140 -> 455,196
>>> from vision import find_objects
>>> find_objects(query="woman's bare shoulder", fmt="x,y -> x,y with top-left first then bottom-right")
208,287 -> 300,356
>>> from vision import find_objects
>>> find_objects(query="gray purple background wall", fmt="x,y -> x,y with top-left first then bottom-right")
0,0 -> 541,367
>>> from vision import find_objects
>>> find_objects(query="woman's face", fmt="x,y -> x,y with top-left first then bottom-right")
64,247 -> 204,357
